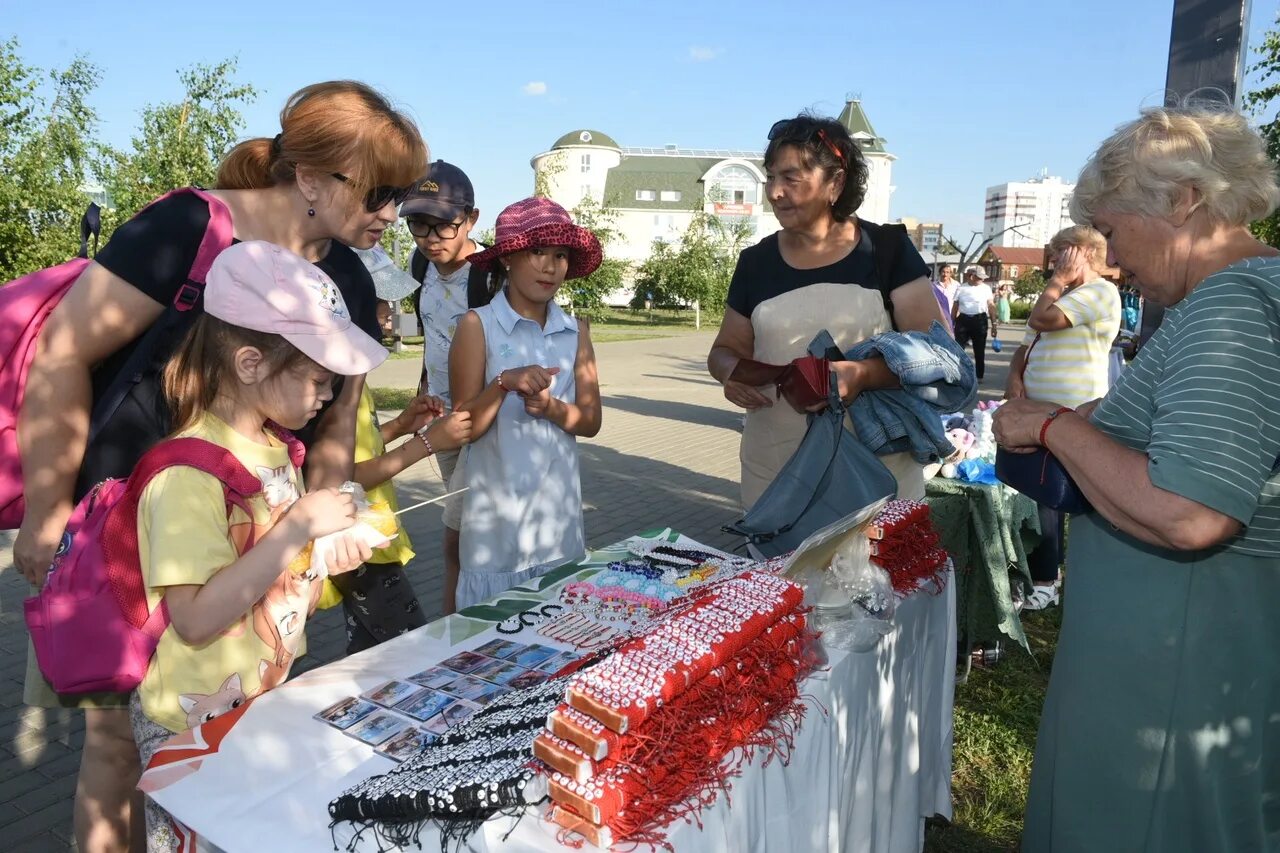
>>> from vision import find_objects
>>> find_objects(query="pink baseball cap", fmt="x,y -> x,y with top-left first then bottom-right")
205,241 -> 388,376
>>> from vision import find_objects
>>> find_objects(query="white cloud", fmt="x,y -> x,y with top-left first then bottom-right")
689,46 -> 721,62
522,81 -> 548,96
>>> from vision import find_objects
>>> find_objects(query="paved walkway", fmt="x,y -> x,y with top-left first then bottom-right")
0,326 -> 1015,850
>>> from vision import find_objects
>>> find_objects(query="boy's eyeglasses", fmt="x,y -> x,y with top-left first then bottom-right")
331,173 -> 415,213
406,217 -> 467,240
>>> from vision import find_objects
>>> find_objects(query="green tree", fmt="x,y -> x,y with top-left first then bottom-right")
936,236 -> 963,255
379,220 -> 415,270
1013,268 -> 1045,302
533,150 -> 565,199
633,238 -> 682,307
1247,13 -> 1280,248
563,194 -> 628,319
0,39 -> 102,281
633,200 -> 752,314
101,59 -> 256,228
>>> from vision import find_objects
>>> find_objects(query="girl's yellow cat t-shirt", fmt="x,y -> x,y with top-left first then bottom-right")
135,413 -> 319,733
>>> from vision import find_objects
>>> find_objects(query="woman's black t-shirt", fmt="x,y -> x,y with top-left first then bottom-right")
79,192 -> 380,497
725,226 -> 929,319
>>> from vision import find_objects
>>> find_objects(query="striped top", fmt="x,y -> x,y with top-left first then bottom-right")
1091,257 -> 1280,556
1021,279 -> 1120,408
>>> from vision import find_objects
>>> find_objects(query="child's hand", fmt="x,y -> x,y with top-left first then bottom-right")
288,488 -> 357,540
524,386 -> 554,419
503,365 -> 560,397
393,394 -> 446,437
425,410 -> 473,452
323,533 -> 374,574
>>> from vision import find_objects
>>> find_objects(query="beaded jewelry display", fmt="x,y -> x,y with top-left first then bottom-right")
540,574 -> 819,849
329,673 -> 575,849
536,611 -> 629,651
866,500 -> 950,596
625,539 -> 752,572
564,572 -> 804,734
494,603 -> 563,635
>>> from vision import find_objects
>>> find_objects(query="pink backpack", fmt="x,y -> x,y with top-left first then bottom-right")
25,427 -> 305,694
0,188 -> 233,530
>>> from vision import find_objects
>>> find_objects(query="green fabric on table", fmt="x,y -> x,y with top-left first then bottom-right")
924,478 -> 1040,652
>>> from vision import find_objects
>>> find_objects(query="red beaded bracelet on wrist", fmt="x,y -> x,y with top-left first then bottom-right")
1038,406 -> 1073,448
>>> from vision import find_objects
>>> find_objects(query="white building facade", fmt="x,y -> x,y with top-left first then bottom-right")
983,174 -> 1075,249
530,99 -> 898,270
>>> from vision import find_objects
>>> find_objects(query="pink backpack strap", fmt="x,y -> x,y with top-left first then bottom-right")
265,421 -> 307,470
102,438 -> 264,631
140,188 -> 234,311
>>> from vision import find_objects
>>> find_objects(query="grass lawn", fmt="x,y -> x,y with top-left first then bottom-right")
382,310 -> 714,348
587,307 -> 719,343
924,607 -> 1062,853
371,387 -> 416,411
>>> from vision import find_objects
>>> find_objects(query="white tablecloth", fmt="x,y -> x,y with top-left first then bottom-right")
144,535 -> 954,853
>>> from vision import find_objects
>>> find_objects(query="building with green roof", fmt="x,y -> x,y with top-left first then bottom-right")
529,99 -> 896,299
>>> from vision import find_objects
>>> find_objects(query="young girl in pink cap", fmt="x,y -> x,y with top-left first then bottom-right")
129,241 -> 388,851
449,198 -> 604,608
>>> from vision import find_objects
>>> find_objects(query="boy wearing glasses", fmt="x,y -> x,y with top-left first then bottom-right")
403,161 -> 489,613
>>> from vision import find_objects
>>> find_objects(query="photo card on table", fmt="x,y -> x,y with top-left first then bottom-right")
439,674 -> 504,703
537,650 -> 582,674
507,668 -> 551,690
508,643 -> 560,669
346,711 -> 413,746
394,689 -> 455,722
375,727 -> 437,762
439,650 -> 491,675
314,697 -> 379,730
361,680 -> 426,709
441,699 -> 483,728
473,638 -> 525,659
469,657 -> 522,684
407,666 -> 461,690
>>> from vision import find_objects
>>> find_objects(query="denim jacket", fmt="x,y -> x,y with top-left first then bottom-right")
810,321 -> 978,462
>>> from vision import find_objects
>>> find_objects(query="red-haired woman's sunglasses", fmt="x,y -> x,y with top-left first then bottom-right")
332,173 -> 415,213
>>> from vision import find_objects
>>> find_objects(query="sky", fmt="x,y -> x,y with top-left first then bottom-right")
7,0 -> 1279,241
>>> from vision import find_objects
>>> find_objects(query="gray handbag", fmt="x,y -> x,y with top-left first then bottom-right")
724,341 -> 898,558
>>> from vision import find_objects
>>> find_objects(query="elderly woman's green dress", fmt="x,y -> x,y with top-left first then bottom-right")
1022,258 -> 1280,853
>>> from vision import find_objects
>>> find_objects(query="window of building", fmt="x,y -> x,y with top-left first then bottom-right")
580,186 -> 592,203
580,153 -> 591,173
710,165 -> 759,205
660,190 -> 681,203
1009,265 -> 1019,277
714,214 -> 757,238
652,214 -> 676,237
636,189 -> 657,201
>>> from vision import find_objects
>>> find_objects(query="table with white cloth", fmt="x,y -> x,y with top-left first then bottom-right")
141,529 -> 956,853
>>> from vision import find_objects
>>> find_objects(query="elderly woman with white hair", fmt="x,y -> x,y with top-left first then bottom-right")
994,107 -> 1280,852
1004,225 -> 1121,611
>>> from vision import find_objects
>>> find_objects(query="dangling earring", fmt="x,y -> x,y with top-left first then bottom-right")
307,206 -> 316,217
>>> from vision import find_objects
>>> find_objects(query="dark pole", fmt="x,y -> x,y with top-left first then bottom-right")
1165,0 -> 1251,105
1141,0 -> 1252,344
